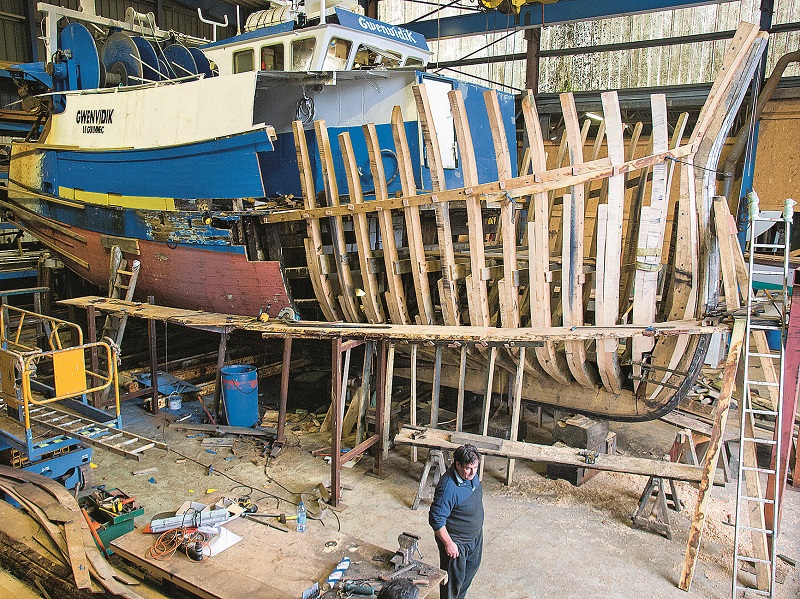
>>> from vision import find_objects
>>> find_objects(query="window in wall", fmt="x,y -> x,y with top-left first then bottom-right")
261,43 -> 285,70
233,49 -> 254,73
292,38 -> 317,71
353,44 -> 401,70
322,37 -> 352,70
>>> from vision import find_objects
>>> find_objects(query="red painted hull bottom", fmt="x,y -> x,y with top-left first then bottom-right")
46,226 -> 292,318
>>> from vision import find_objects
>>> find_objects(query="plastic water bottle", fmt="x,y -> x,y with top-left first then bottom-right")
296,501 -> 307,533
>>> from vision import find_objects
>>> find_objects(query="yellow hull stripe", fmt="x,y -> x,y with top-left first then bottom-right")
59,187 -> 176,211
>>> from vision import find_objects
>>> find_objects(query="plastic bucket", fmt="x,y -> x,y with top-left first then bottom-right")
168,394 -> 182,411
221,365 -> 259,427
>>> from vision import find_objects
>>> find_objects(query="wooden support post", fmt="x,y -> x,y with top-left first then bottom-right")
410,343 -> 419,463
456,345 -> 467,432
431,345 -> 442,428
382,343 -> 396,460
331,338 -> 343,507
374,340 -> 387,476
277,336 -> 291,444
356,341 -> 374,446
679,319 -> 745,591
212,329 -> 228,419
146,297 -> 159,415
506,347 -> 527,486
479,346 -> 497,480
86,304 -> 100,406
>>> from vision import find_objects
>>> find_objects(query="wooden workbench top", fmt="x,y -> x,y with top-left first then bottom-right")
111,512 -> 444,599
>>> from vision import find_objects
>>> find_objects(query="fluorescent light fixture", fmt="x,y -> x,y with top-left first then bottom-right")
584,112 -> 603,122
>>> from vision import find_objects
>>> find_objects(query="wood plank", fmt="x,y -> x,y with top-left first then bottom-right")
449,89 -> 490,327
382,342 -> 396,460
396,425 -> 724,483
292,121 -> 342,321
338,131 -> 385,324
413,84 -> 460,325
313,120 -> 363,323
679,319 -> 745,591
594,91 -> 625,393
363,123 -> 410,325
478,346 -> 497,480
560,93 -> 597,389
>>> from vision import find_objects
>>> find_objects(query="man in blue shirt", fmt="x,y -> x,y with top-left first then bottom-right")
428,444 -> 484,599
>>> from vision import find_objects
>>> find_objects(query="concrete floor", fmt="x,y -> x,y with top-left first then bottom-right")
7,398 -> 800,599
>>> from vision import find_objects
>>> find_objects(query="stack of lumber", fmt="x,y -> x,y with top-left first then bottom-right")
0,465 -> 147,598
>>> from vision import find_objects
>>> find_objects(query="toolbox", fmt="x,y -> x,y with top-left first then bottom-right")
80,486 -> 144,552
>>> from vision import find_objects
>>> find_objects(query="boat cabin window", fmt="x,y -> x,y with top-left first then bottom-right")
261,43 -> 285,70
292,38 -> 317,71
405,57 -> 425,68
322,37 -> 352,70
352,44 -> 400,69
233,49 -> 254,73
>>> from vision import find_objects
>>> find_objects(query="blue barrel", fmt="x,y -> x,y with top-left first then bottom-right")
221,365 -> 259,427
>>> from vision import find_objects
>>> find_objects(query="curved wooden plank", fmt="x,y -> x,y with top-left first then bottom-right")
314,120 -> 364,323
561,93 -> 598,389
338,131 -> 386,324
631,94 -> 668,383
594,91 -> 625,394
391,106 -> 434,325
292,120 -> 343,321
485,90 -> 520,331
448,89 -> 490,327
412,84 -> 460,326
362,123 -> 410,325
520,91 -> 571,384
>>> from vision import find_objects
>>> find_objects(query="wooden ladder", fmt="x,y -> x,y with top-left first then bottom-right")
100,246 -> 140,346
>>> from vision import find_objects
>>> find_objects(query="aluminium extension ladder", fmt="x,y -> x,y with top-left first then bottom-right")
732,194 -> 793,598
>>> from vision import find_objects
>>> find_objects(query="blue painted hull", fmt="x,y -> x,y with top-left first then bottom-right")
42,128 -> 274,199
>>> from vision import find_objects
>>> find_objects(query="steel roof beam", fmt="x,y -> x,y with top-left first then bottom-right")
404,0 -> 734,40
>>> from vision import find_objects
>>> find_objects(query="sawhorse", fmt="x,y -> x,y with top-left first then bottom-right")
412,449 -> 449,510
631,476 -> 683,539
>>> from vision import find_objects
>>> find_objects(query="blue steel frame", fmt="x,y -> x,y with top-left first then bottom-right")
404,0 -> 735,40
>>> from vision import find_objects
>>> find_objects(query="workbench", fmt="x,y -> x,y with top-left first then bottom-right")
111,514 -> 445,598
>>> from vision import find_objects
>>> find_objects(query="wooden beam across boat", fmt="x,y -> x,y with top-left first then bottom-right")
58,296 -> 727,341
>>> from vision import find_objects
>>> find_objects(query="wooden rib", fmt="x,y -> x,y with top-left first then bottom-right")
449,89 -> 490,327
594,91 -> 625,394
314,120 -> 364,323
631,95 -> 669,379
552,120 -> 590,254
583,118 -> 607,262
560,93 -> 597,389
338,131 -> 386,324
431,344 -> 442,428
391,106 -> 435,325
292,121 -> 343,321
363,123 -> 410,325
521,91 -> 571,384
485,90 -> 520,332
413,84 -> 460,326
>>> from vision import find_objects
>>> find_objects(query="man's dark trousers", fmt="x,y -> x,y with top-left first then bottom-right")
435,532 -> 483,599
